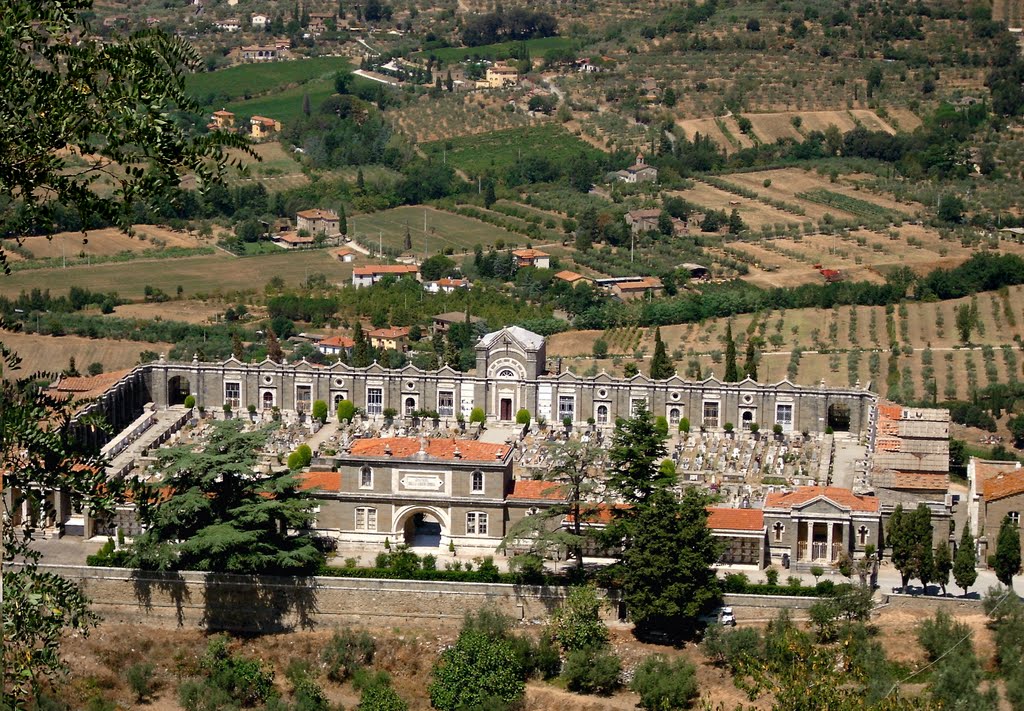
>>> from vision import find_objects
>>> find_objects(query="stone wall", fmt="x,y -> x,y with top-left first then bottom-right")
30,564 -> 614,632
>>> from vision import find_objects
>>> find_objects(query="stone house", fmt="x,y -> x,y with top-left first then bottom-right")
968,457 -> 1024,565
250,116 -> 282,140
296,209 -> 341,237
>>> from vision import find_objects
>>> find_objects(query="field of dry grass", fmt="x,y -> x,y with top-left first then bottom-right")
0,331 -> 171,377
8,226 -> 205,260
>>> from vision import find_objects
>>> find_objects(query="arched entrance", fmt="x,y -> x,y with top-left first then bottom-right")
168,376 -> 191,405
827,403 -> 851,432
394,506 -> 448,548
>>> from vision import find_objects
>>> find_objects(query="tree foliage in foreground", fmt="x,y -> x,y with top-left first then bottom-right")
127,420 -> 323,575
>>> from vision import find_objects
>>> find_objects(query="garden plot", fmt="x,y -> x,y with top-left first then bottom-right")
350,206 -> 521,255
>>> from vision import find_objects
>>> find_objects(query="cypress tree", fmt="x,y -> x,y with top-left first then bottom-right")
993,515 -> 1022,587
888,505 -> 912,589
352,321 -> 372,367
953,523 -> 978,595
743,338 -> 758,380
404,222 -> 412,251
302,92 -> 311,117
934,540 -> 952,595
649,327 -> 675,379
723,322 -> 738,381
266,328 -> 284,363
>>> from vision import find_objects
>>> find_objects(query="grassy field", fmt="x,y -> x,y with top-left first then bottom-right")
350,206 -> 522,255
0,250 -> 353,300
421,125 -> 605,176
415,37 -> 575,63
222,79 -> 336,125
6,226 -> 204,260
187,57 -> 351,104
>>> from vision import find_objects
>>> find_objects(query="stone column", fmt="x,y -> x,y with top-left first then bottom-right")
826,521 -> 834,562
804,521 -> 813,562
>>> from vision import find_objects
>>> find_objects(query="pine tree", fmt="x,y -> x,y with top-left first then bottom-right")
356,167 -> 365,192
953,523 -> 978,595
622,487 -> 721,639
743,338 -> 758,380
127,420 -> 323,575
723,322 -> 738,381
65,356 -> 80,377
575,206 -> 597,252
909,504 -> 934,590
483,180 -> 496,208
338,202 -> 348,235
993,515 -> 1022,587
266,328 -> 284,363
649,328 -> 674,379
607,404 -> 670,511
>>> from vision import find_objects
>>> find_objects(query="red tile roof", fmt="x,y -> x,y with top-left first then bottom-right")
47,369 -> 133,402
299,471 -> 342,492
616,277 -> 663,291
707,507 -> 765,532
508,480 -> 565,501
565,503 -> 630,525
764,486 -> 879,512
984,468 -> 1024,502
297,209 -> 338,220
318,335 -> 354,348
347,438 -> 510,463
554,270 -> 589,283
368,327 -> 409,339
512,249 -> 549,259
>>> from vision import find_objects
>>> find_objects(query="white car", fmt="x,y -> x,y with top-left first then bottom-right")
718,607 -> 736,626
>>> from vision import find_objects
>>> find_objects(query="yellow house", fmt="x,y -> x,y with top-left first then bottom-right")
368,326 -> 410,352
250,116 -> 281,141
208,109 -> 235,131
476,63 -> 519,89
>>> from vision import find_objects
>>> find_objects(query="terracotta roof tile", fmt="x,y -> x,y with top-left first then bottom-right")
299,471 -> 342,492
47,369 -> 134,401
297,209 -> 338,220
318,335 -> 354,348
984,469 -> 1024,502
508,480 -> 565,501
353,265 -> 419,276
764,486 -> 879,512
368,327 -> 409,339
512,249 -> 549,259
347,438 -> 510,463
707,507 -> 765,532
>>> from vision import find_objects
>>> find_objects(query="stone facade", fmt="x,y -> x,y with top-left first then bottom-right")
136,326 -> 875,437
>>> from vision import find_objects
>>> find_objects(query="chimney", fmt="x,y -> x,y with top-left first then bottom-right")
453,445 -> 462,459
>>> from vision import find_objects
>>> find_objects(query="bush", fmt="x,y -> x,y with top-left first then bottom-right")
429,629 -> 524,710
336,398 -> 356,422
550,584 -> 608,652
199,636 -> 274,706
592,338 -> 609,358
515,408 -> 531,426
184,394 -> 196,408
631,655 -> 699,710
125,662 -> 156,702
470,407 -> 486,424
678,417 -> 690,434
703,625 -> 762,673
322,629 -> 376,683
288,443 -> 313,470
562,647 -> 621,696
311,399 -> 328,423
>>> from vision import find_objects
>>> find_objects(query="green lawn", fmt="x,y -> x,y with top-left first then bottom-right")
416,37 -> 575,63
350,206 -> 522,255
222,78 -> 337,125
187,57 -> 351,104
421,125 -> 604,176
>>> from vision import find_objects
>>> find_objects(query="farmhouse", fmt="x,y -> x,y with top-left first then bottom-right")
512,248 -> 550,269
208,109 -> 235,131
368,327 -> 410,353
352,264 -> 421,288
251,13 -> 269,27
273,232 -> 316,248
239,44 -> 279,62
424,277 -> 471,294
625,208 -> 662,234
432,312 -> 484,335
300,438 -> 514,549
553,270 -> 593,286
476,63 -> 519,89
250,116 -> 282,140
967,457 -> 1024,565
317,335 -> 355,357
307,12 -> 335,34
331,247 -> 357,263
615,153 -> 658,184
611,277 -> 663,301
296,208 -> 341,237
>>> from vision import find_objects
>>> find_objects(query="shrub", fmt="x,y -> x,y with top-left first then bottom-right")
429,629 -> 524,710
322,629 -> 376,683
678,417 -> 690,434
470,407 -> 486,424
125,662 -> 156,702
288,443 -> 313,470
311,399 -> 328,423
550,584 -> 608,652
592,338 -> 609,358
631,655 -> 699,710
562,647 -> 621,696
184,394 -> 196,408
703,625 -> 762,673
654,416 -> 669,437
515,408 -> 531,426
336,398 -> 356,422
199,636 -> 274,706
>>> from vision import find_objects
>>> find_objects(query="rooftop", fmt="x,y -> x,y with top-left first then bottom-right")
368,327 -> 410,339
318,335 -> 354,348
345,437 -> 511,463
764,486 -> 880,512
477,326 -> 545,352
512,248 -> 549,259
554,270 -> 590,283
353,264 -> 420,276
507,480 -> 565,501
296,208 -> 338,220
706,507 -> 765,532
615,277 -> 663,291
983,464 -> 1024,502
46,369 -> 134,403
299,471 -> 342,492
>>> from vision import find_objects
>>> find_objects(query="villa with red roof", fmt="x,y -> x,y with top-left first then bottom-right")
351,264 -> 421,288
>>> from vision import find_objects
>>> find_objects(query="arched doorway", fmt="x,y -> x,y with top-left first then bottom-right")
827,403 -> 851,431
168,376 -> 191,405
395,507 -> 448,548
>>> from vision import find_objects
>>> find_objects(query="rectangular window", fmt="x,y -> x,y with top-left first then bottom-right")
355,507 -> 377,531
438,390 -> 454,417
702,401 -> 720,429
558,395 -> 575,422
367,387 -> 383,415
467,512 -> 489,535
224,382 -> 240,409
631,397 -> 647,416
776,404 -> 794,426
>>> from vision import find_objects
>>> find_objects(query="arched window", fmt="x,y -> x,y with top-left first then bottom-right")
471,470 -> 484,493
668,408 -> 681,425
405,397 -> 416,416
333,393 -> 345,409
596,404 -> 609,424
359,466 -> 373,489
498,368 -> 516,379
773,522 -> 785,542
262,391 -> 274,409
